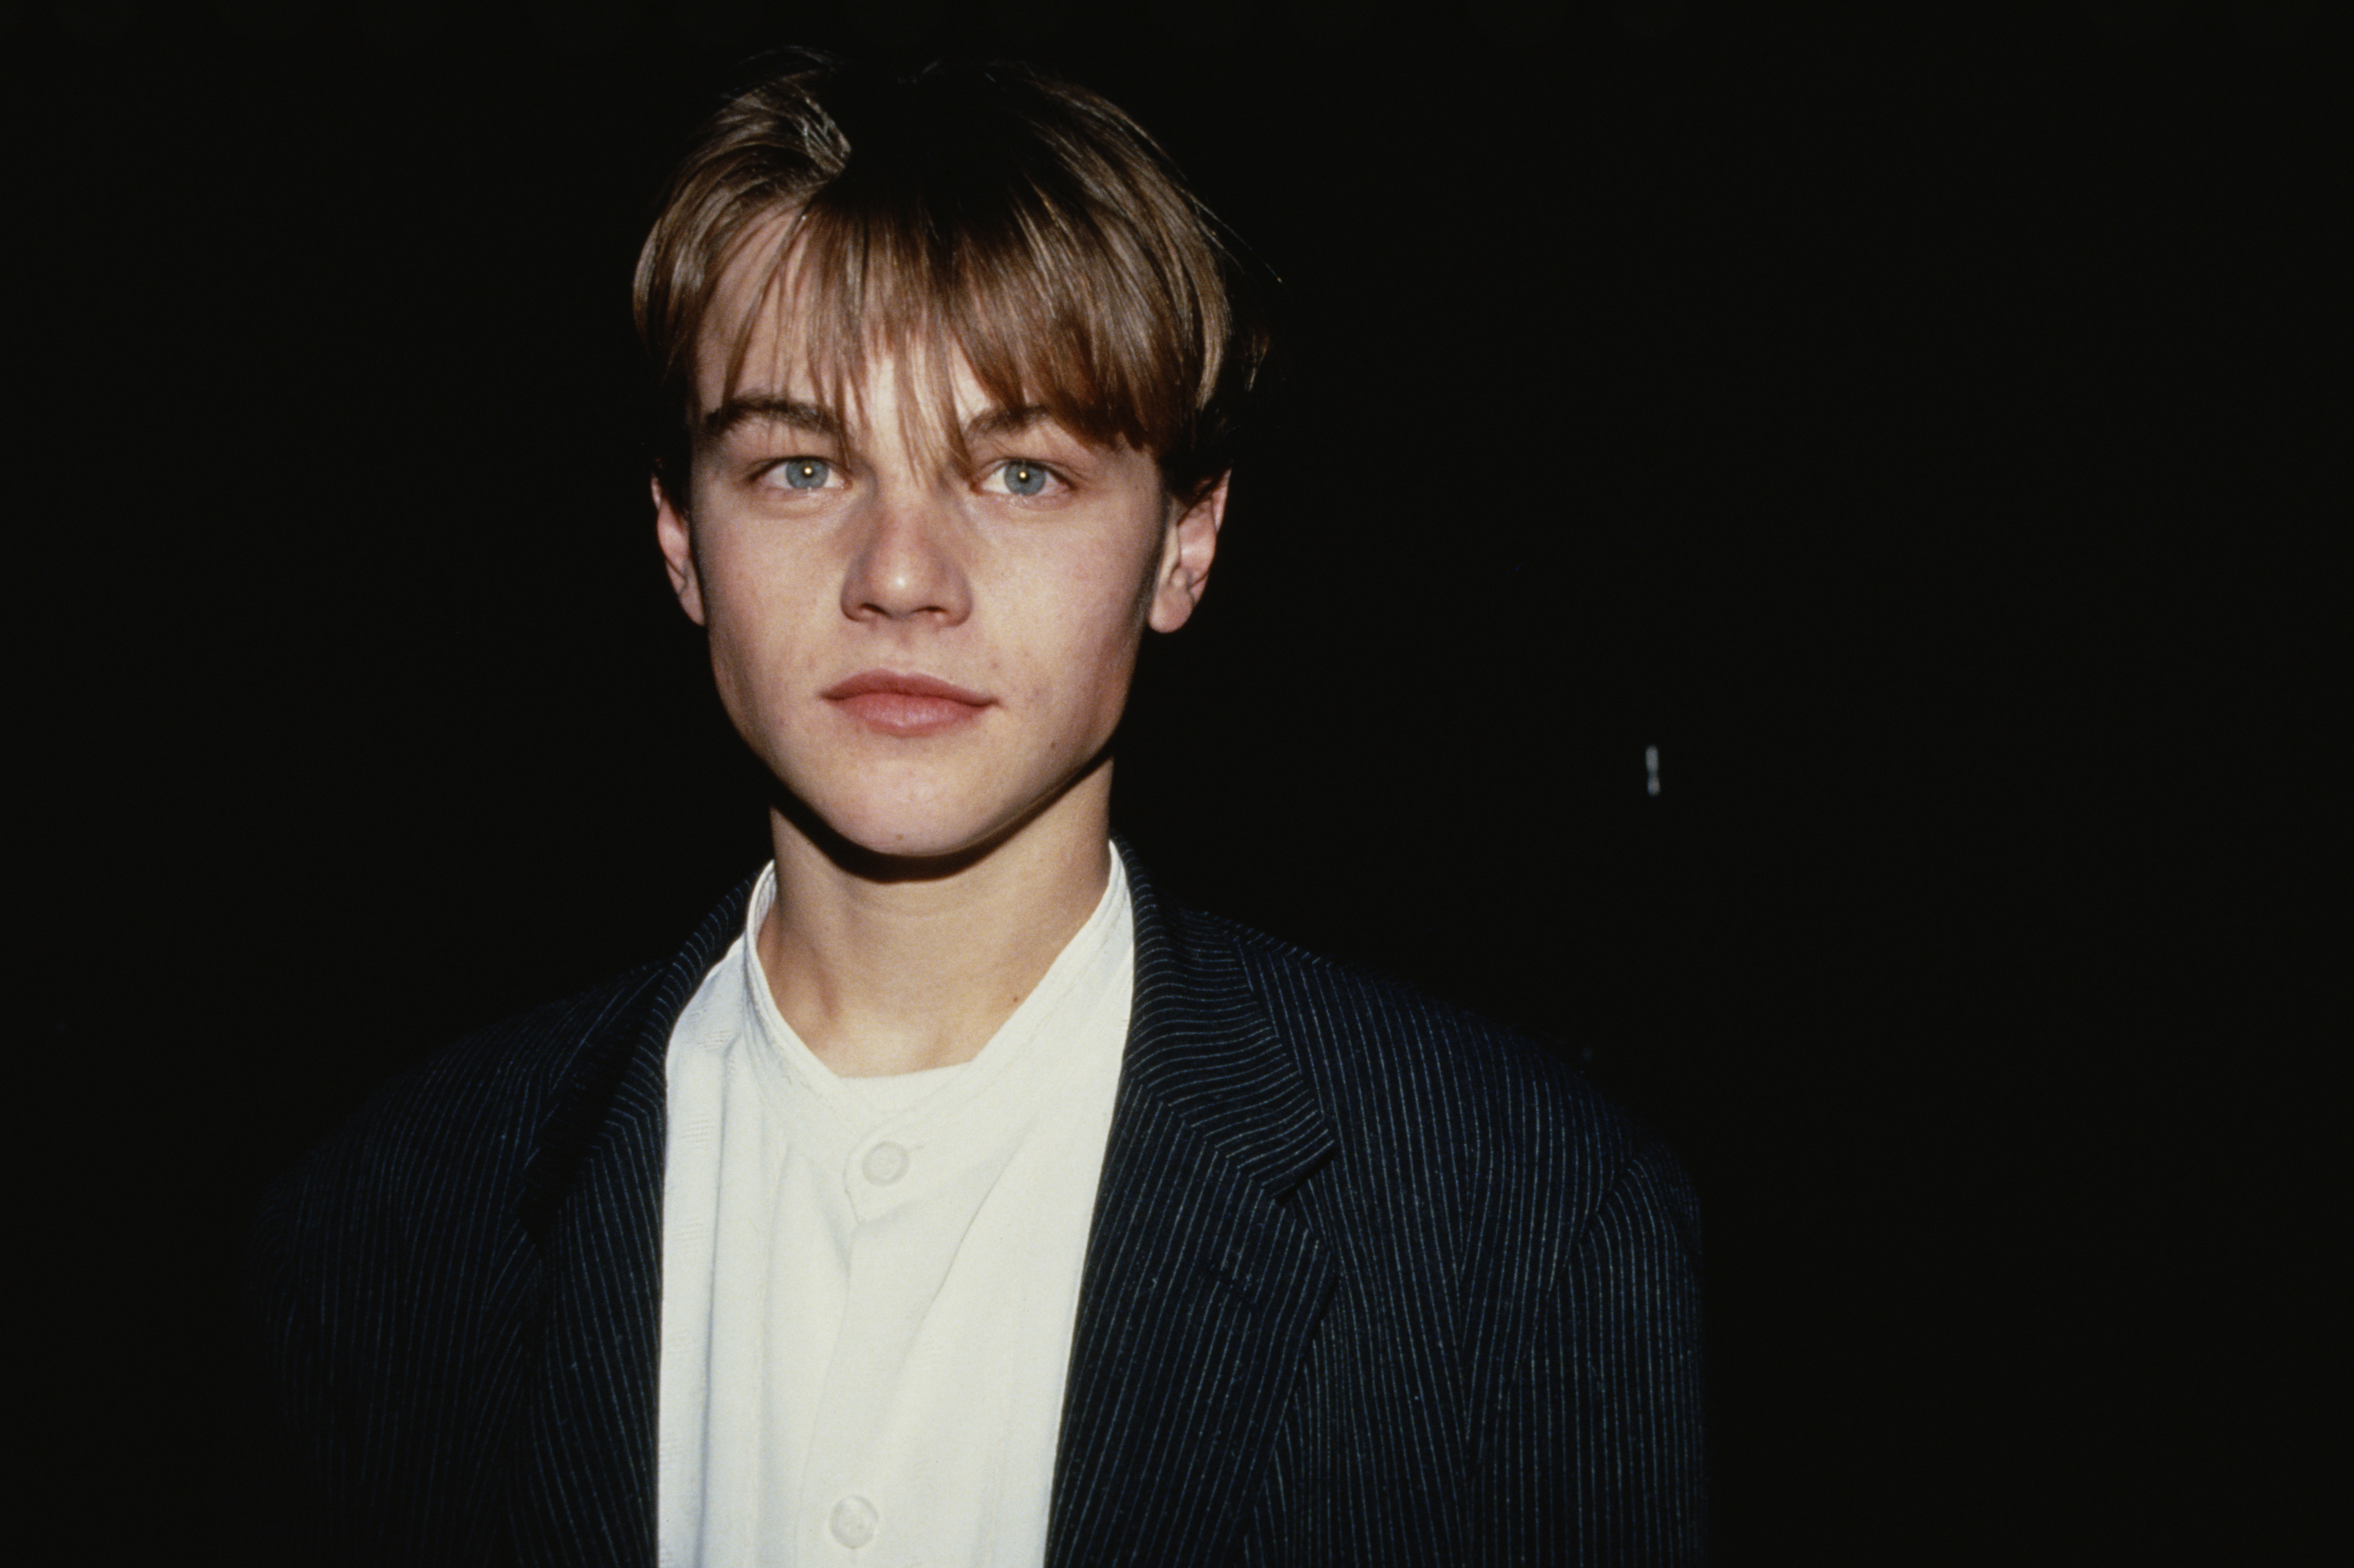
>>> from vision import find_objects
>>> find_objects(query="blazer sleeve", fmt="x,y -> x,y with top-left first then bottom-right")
1486,1136 -> 1709,1564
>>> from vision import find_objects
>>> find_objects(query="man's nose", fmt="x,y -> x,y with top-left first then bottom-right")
840,491 -> 973,626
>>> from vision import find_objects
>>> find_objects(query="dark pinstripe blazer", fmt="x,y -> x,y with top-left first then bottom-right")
238,845 -> 1705,1565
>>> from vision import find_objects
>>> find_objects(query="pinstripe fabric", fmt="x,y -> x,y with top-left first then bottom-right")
236,845 -> 1704,1565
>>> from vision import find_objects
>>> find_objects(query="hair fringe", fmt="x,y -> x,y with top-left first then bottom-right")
633,56 -> 1269,503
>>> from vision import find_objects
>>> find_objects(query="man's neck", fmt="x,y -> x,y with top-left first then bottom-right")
755,778 -> 1116,1078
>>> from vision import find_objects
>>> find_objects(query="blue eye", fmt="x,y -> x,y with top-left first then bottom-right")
1001,460 -> 1048,497
779,458 -> 830,490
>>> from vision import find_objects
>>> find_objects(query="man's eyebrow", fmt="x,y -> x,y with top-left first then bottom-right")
700,394 -> 842,444
699,397 -> 1059,449
965,404 -> 1053,441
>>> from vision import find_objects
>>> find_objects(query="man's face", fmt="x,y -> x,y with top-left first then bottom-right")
656,253 -> 1223,864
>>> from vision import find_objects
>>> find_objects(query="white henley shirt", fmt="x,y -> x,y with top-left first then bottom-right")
657,853 -> 1133,1568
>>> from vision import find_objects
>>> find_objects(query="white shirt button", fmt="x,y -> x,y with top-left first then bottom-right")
861,1141 -> 909,1185
828,1495 -> 878,1548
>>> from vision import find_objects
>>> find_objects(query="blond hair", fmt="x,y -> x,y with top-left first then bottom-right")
632,55 -> 1270,502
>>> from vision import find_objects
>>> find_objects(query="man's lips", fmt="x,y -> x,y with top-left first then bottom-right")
820,670 -> 994,737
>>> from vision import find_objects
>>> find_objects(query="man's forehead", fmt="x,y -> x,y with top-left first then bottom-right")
698,214 -> 1052,423
701,343 -> 996,412
699,287 -> 997,423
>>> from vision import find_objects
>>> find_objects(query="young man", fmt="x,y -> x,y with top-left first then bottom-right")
236,56 -> 1705,1567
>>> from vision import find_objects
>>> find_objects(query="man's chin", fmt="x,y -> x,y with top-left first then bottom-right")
774,794 -> 1034,882
837,828 -> 1007,879
769,750 -> 1113,880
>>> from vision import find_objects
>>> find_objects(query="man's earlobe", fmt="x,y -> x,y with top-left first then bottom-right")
1147,474 -> 1228,635
653,475 -> 709,627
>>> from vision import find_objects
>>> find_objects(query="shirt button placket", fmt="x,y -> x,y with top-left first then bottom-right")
861,1141 -> 908,1186
828,1494 -> 878,1549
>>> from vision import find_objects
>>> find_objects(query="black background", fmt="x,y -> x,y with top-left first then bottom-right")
13,1 -> 2332,1562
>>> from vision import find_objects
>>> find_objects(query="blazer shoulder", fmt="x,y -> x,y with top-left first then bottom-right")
1186,906 -> 1686,1222
256,963 -> 666,1236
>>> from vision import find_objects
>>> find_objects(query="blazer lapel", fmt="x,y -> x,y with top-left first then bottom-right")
505,883 -> 750,1568
1046,850 -> 1340,1567
482,857 -> 1331,1566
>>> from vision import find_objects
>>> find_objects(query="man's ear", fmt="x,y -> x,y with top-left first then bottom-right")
653,474 -> 708,627
1147,474 -> 1228,634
